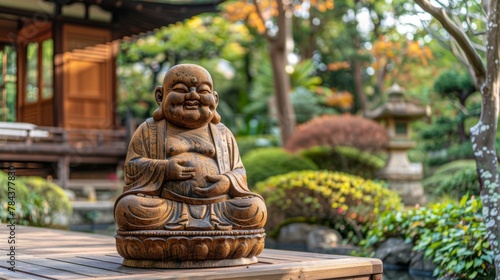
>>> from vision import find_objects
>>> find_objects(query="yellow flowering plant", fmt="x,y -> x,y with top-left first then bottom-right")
255,170 -> 402,244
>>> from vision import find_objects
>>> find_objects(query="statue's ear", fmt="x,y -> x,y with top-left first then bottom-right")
211,91 -> 221,124
154,86 -> 163,105
213,90 -> 219,106
152,86 -> 165,121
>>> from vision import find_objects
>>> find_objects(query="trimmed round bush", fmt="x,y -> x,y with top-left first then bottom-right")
255,170 -> 402,243
242,147 -> 318,187
284,114 -> 389,153
300,146 -> 386,178
0,171 -> 72,227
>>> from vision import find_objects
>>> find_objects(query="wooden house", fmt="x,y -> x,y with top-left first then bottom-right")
0,0 -> 221,187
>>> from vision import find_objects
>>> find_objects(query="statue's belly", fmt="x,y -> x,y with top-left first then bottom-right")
163,153 -> 219,198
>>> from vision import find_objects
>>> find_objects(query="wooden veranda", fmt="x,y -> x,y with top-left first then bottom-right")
0,122 -> 127,187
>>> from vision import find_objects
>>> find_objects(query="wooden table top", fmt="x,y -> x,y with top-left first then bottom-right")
0,226 -> 382,280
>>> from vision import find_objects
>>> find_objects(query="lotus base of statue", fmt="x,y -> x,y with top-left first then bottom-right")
115,229 -> 266,268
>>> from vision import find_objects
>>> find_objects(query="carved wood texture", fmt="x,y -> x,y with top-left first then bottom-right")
114,64 -> 267,268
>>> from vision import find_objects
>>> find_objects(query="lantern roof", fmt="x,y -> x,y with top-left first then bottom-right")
366,84 -> 430,120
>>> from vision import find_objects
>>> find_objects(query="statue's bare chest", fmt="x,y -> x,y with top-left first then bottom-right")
165,125 -> 216,158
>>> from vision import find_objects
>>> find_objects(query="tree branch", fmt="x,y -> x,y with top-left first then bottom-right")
419,20 -> 452,50
415,0 -> 486,87
253,0 -> 274,41
450,40 -> 474,73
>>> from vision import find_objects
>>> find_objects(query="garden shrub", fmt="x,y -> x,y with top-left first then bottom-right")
284,114 -> 389,153
423,160 -> 480,199
0,171 -> 32,223
0,171 -> 72,227
418,116 -> 462,152
300,146 -> 385,179
242,147 -> 318,187
362,196 -> 494,279
22,176 -> 72,226
425,141 -> 474,166
236,134 -> 279,157
255,170 -> 402,244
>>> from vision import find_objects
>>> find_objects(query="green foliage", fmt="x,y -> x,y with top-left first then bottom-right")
362,196 -> 494,279
244,56 -> 273,116
242,147 -> 318,187
300,146 -> 385,179
418,116 -> 459,151
291,87 -> 336,124
245,58 -> 330,126
423,160 -> 484,199
0,171 -> 30,223
434,70 -> 475,96
424,138 -> 500,167
236,135 -> 279,157
22,177 -> 72,225
290,59 -> 323,90
117,15 -> 255,123
255,170 -> 402,244
0,171 -> 72,227
117,66 -> 157,121
285,114 -> 389,153
415,73 -> 480,165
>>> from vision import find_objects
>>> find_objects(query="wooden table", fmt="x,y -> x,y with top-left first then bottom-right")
0,226 -> 382,279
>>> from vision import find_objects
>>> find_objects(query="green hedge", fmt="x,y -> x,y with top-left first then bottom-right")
242,147 -> 318,187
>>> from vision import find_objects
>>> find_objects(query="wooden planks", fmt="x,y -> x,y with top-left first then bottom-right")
0,226 -> 382,280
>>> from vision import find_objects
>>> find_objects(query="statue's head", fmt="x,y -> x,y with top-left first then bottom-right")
153,64 -> 220,128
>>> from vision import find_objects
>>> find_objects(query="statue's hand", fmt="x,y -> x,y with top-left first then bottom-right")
194,175 -> 230,197
165,159 -> 195,180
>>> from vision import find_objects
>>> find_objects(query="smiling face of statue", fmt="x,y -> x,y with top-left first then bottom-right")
158,64 -> 218,129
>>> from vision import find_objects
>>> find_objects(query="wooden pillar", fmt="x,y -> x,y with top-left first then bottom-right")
52,21 -> 64,128
57,156 -> 69,189
1,46 -> 6,122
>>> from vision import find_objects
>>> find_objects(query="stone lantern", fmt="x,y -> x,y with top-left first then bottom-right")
366,84 -> 430,206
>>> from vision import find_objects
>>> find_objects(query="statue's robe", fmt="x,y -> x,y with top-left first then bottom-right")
114,118 -> 266,231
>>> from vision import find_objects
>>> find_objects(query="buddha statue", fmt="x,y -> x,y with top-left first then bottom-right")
114,64 -> 267,268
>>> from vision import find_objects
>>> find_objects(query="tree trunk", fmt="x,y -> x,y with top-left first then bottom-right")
352,36 -> 369,114
470,0 -> 500,274
457,119 -> 467,143
471,84 -> 500,275
263,0 -> 296,145
269,38 -> 296,145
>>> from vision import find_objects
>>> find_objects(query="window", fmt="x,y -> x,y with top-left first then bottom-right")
25,38 -> 53,103
42,39 -> 53,99
0,45 -> 17,121
26,42 -> 39,103
395,121 -> 408,135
